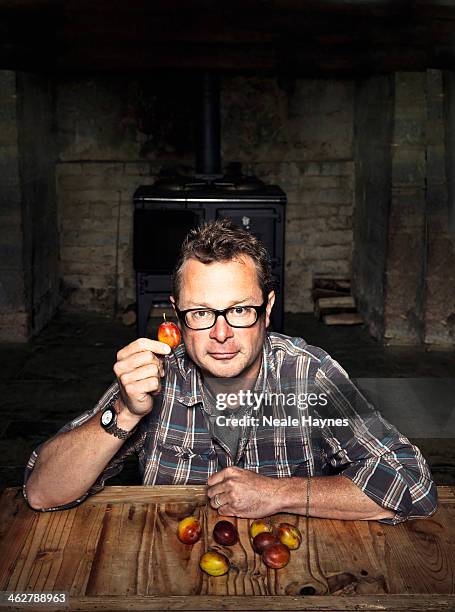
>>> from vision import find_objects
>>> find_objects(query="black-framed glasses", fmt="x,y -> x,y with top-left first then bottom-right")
175,302 -> 267,330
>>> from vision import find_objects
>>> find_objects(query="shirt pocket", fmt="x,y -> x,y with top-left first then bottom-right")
155,440 -> 217,484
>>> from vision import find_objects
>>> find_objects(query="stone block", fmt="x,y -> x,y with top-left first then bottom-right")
0,142 -> 19,162
426,183 -> 448,213
59,173 -> 130,192
62,285 -> 115,314
394,73 -> 426,120
426,235 -> 455,278
0,245 -> 24,269
63,274 -> 115,290
389,189 -> 426,230
425,119 -> 445,145
384,270 -> 420,311
60,245 -> 116,264
0,271 -> 26,310
306,229 -> 353,247
56,163 -> 83,177
124,162 -> 152,176
391,146 -> 426,186
386,231 -> 424,273
383,317 -> 420,345
326,215 -> 352,230
427,144 -> 447,184
60,216 -> 117,233
393,119 -> 426,146
81,162 -> 123,176
311,259 -> 351,276
61,229 -> 116,247
0,311 -> 29,342
426,70 -> 444,121
0,121 -> 18,145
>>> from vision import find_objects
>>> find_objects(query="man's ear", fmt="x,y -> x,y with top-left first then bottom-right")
265,290 -> 275,328
169,296 -> 181,328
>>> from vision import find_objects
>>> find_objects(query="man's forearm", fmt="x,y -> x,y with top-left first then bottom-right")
276,475 -> 396,521
25,399 -> 141,510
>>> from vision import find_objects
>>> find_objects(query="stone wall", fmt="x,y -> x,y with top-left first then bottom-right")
353,76 -> 394,341
383,71 -> 455,346
423,71 -> 455,347
0,71 -> 58,342
0,71 -> 28,341
56,76 -> 355,315
17,73 -> 59,336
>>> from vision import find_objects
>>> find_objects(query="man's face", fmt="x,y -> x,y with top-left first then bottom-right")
171,256 -> 275,379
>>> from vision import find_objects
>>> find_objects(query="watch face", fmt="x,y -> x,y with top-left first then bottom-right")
101,408 -> 115,427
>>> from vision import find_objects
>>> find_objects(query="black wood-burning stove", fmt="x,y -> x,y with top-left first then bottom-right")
133,74 -> 286,336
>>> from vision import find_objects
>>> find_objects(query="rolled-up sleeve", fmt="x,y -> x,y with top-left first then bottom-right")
23,381 -> 141,512
313,356 -> 438,525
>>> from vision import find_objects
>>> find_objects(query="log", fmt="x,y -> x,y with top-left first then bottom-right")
312,288 -> 350,300
323,313 -> 364,325
317,296 -> 356,310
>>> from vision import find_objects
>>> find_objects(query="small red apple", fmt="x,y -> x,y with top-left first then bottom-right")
213,520 -> 238,546
249,518 -> 273,540
262,542 -> 290,569
252,532 -> 279,554
157,313 -> 181,349
199,550 -> 230,576
177,516 -> 202,544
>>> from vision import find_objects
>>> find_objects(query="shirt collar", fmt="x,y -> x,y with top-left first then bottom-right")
172,332 -> 277,407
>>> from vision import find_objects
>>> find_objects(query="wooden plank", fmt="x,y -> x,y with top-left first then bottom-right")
436,486 -> 455,504
317,296 -> 355,310
323,313 -> 364,325
383,505 -> 455,595
311,518 -> 388,595
145,501 -> 205,596
60,594 -> 455,610
75,485 -> 209,504
0,494 -> 40,590
53,502 -> 106,596
1,486 -> 455,607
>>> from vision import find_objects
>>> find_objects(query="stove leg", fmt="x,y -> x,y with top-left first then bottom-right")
137,295 -> 152,339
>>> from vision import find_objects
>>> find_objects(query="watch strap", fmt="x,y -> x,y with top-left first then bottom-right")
101,405 -> 137,440
105,421 -> 137,440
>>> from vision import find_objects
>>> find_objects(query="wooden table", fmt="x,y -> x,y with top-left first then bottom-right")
0,485 -> 454,611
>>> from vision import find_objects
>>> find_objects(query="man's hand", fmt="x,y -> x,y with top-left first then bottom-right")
114,338 -> 171,417
207,466 -> 286,518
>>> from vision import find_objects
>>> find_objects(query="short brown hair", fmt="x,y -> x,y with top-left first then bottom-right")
172,218 -> 273,302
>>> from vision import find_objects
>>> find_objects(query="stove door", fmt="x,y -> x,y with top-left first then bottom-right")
216,208 -> 280,264
134,209 -> 203,273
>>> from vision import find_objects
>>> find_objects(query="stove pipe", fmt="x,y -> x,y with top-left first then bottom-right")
195,73 -> 222,179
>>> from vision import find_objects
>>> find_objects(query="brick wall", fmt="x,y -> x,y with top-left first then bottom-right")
56,76 -> 355,316
380,71 -> 455,346
353,75 -> 394,340
0,71 -> 28,341
17,73 -> 59,336
0,71 -> 58,342
423,71 -> 455,347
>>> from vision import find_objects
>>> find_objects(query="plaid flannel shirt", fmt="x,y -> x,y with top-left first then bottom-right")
23,332 -> 438,524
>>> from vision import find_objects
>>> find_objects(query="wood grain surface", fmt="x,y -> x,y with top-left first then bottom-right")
0,486 -> 454,611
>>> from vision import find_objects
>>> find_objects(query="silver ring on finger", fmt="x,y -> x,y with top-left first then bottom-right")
213,494 -> 222,508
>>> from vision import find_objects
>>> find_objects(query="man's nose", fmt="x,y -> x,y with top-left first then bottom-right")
209,314 -> 234,342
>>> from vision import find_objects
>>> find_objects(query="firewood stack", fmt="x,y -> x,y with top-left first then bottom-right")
312,279 -> 364,325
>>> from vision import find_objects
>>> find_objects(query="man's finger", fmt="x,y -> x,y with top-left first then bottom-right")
207,482 -> 227,499
207,468 -> 228,487
117,338 -> 171,360
218,507 -> 235,517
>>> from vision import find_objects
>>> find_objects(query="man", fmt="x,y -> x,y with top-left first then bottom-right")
24,219 -> 437,524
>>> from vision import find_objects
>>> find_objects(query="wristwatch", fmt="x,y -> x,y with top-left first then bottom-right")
100,406 -> 137,440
